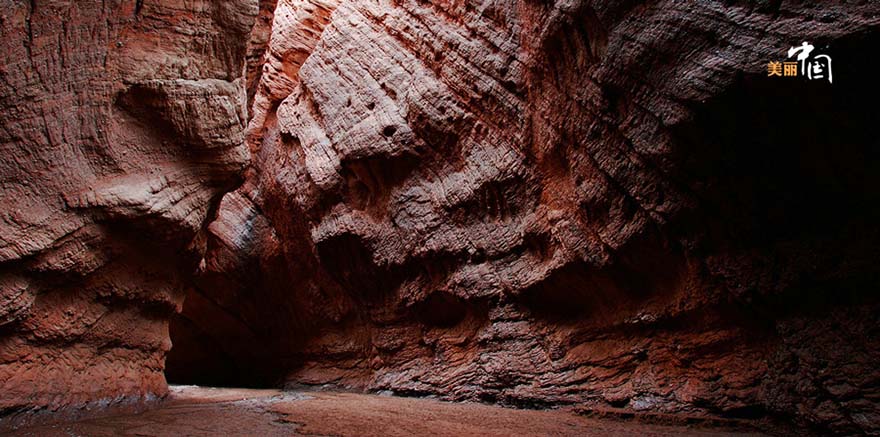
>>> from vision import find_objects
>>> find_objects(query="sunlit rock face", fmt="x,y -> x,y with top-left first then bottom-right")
166,0 -> 880,434
0,0 -> 258,411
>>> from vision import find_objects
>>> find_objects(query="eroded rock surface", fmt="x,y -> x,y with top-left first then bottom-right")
1,0 -> 878,434
170,0 -> 880,434
0,0 -> 258,411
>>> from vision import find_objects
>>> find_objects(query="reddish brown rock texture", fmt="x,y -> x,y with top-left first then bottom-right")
170,0 -> 880,434
2,0 -> 880,435
0,0 -> 258,413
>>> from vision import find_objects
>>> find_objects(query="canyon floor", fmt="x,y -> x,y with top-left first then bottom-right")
2,386 -> 768,436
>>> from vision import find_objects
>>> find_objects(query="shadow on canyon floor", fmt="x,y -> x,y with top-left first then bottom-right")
2,386 -> 768,437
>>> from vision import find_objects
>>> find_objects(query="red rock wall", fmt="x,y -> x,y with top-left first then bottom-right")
0,0 -> 258,412
2,0 -> 879,434
170,0 -> 880,434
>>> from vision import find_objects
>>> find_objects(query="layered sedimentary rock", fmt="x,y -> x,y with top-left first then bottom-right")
2,0 -> 879,434
0,0 -> 258,412
170,0 -> 880,434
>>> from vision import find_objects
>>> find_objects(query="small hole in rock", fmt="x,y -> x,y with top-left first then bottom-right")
382,126 -> 397,137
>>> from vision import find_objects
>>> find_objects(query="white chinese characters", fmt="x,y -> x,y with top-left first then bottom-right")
786,42 -> 833,83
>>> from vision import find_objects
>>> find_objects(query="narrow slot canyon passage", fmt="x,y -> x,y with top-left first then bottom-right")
1,0 -> 879,436
164,312 -> 269,389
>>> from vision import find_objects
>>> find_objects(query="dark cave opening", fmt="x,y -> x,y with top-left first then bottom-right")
164,310 -> 277,389
671,31 -> 880,252
162,242 -> 293,389
664,31 -> 880,347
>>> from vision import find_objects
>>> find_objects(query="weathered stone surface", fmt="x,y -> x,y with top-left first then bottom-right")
2,0 -> 879,434
170,0 -> 880,434
0,0 -> 258,412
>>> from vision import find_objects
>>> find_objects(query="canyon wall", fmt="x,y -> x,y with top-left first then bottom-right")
1,0 -> 879,435
170,0 -> 880,434
0,0 -> 258,412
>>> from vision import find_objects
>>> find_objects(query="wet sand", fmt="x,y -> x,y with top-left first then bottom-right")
3,386 -> 768,436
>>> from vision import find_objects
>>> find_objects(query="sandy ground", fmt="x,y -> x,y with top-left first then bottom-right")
3,386 -> 768,436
